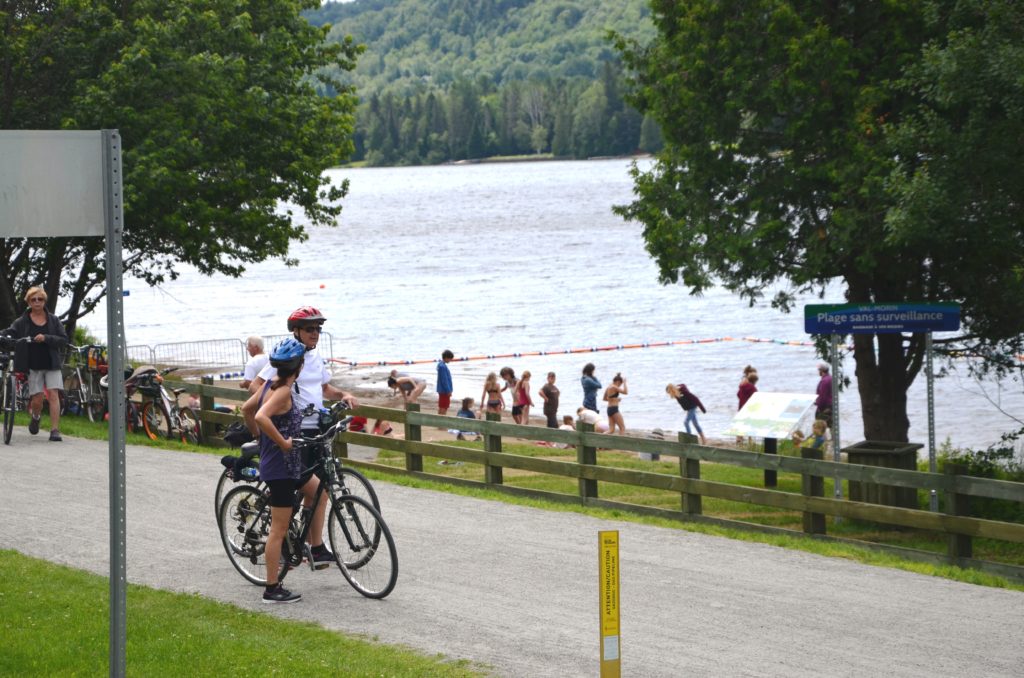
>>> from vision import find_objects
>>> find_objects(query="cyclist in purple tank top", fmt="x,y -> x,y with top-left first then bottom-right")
242,338 -> 334,604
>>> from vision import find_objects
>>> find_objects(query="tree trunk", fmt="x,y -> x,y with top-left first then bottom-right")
853,332 -> 911,442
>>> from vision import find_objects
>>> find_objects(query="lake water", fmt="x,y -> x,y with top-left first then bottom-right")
87,158 -> 1022,452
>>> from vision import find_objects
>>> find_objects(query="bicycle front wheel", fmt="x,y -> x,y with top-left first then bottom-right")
328,495 -> 397,599
219,485 -> 270,585
3,373 -> 15,445
178,407 -> 201,444
141,400 -> 172,440
329,467 -> 381,512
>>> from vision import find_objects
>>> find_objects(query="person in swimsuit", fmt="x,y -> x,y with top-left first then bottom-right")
388,370 -> 427,404
480,372 -> 504,419
499,367 -> 521,423
516,370 -> 534,425
241,338 -> 333,604
603,373 -> 628,434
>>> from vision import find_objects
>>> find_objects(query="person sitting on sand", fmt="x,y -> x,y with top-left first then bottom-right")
576,406 -> 609,433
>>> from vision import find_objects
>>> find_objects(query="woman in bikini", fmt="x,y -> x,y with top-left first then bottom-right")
603,373 -> 628,434
480,372 -> 504,419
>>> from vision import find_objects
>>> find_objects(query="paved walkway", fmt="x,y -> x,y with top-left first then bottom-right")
2,435 -> 1022,677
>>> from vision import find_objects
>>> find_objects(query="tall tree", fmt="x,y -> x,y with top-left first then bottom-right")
614,1 -> 1024,441
0,0 -> 362,335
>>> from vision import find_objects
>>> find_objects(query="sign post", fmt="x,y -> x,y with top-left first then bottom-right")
805,303 -> 960,513
0,130 -> 127,676
598,530 -> 621,678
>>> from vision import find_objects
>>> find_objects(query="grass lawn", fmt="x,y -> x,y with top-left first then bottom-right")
0,550 -> 484,677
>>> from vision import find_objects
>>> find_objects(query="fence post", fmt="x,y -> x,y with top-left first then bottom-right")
764,436 -> 778,488
945,463 -> 972,562
199,376 -> 214,445
577,421 -> 597,500
404,403 -> 422,473
800,446 -> 826,535
678,432 -> 702,515
484,411 -> 503,485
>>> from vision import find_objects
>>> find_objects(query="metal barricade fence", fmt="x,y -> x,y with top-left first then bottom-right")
124,333 -> 334,371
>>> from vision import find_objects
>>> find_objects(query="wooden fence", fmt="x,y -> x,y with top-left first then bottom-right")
178,380 -> 1024,583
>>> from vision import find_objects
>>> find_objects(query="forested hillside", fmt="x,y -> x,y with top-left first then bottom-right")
305,0 -> 660,164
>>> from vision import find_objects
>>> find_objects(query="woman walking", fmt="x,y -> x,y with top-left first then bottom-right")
667,382 -> 707,445
2,286 -> 68,441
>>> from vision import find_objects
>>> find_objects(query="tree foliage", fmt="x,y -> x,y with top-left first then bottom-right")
613,0 -> 1024,441
0,0 -> 362,335
301,0 -> 659,165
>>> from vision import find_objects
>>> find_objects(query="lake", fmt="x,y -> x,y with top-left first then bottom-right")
88,158 -> 1022,452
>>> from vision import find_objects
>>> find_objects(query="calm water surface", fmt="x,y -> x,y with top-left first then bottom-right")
91,159 -> 1022,451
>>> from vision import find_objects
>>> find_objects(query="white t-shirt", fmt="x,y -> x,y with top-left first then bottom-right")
243,353 -> 269,382
577,409 -> 601,426
257,350 -> 330,428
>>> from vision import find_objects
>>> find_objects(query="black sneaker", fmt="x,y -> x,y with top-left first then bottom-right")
262,585 -> 301,604
28,416 -> 40,435
49,430 -> 62,442
309,546 -> 335,570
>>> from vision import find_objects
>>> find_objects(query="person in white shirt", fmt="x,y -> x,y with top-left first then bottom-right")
248,306 -> 358,433
239,335 -> 269,390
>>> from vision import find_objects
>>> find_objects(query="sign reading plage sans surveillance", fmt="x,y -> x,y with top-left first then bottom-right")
804,303 -> 960,335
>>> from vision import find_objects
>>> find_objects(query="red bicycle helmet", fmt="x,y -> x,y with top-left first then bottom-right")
287,306 -> 326,331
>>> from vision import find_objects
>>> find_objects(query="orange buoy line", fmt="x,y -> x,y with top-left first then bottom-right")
328,336 -> 818,368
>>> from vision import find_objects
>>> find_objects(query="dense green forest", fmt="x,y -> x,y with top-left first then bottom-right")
304,0 -> 660,164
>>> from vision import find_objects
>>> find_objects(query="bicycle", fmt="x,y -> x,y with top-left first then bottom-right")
218,403 -> 397,599
214,405 -> 378,528
134,366 -> 201,444
62,344 -> 107,422
0,335 -> 31,445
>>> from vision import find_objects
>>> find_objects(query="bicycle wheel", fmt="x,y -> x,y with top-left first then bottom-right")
178,407 -> 201,444
3,374 -> 15,445
330,467 -> 381,512
63,374 -> 82,416
86,389 -> 106,423
214,468 -> 262,527
328,495 -> 397,599
141,400 -> 172,440
219,485 -> 270,585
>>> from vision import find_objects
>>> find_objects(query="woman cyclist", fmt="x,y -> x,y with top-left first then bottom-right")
242,338 -> 333,604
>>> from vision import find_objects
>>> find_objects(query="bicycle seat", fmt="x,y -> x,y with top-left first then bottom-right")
173,387 -> 187,396
240,441 -> 259,456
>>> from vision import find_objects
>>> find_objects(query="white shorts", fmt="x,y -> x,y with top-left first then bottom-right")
28,369 -> 63,396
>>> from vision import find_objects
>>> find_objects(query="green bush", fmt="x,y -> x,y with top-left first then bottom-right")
937,432 -> 1024,523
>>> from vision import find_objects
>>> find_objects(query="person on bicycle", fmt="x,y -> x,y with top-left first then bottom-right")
2,286 -> 68,441
241,338 -> 327,603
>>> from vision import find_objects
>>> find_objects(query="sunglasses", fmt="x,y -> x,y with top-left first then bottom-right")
300,326 -> 322,334
29,297 -> 46,302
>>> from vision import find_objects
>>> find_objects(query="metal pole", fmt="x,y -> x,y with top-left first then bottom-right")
103,129 -> 127,678
831,334 -> 842,502
926,332 -> 938,511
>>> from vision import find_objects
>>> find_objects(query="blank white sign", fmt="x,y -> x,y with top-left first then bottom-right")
0,130 -> 105,237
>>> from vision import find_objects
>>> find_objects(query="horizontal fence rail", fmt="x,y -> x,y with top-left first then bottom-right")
170,389 -> 1024,582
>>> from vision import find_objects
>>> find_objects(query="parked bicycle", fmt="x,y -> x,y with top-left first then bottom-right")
133,366 -> 201,444
99,366 -> 146,434
0,335 -> 31,445
219,402 -> 397,599
214,403 -> 380,527
63,344 -> 107,422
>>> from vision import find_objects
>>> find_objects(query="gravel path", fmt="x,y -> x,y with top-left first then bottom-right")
2,435 -> 1021,677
